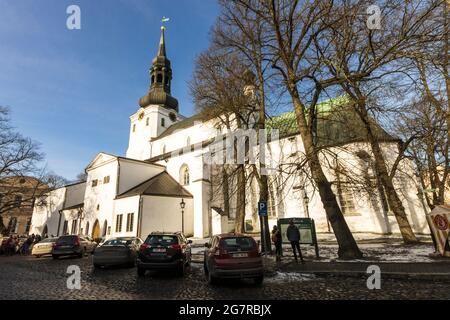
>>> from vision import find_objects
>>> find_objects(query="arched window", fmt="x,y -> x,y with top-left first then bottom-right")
151,75 -> 155,84
180,165 -> 190,186
85,221 -> 90,236
157,74 -> 163,83
146,117 -> 149,126
102,220 -> 108,237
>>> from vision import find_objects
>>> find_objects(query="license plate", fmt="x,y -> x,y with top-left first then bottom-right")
233,253 -> 248,258
153,248 -> 166,253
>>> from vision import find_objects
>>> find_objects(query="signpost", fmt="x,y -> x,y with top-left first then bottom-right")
258,201 -> 269,255
277,217 -> 319,258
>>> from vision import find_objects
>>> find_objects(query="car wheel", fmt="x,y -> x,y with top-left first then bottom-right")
52,255 -> 59,260
253,275 -> 264,285
137,267 -> 146,277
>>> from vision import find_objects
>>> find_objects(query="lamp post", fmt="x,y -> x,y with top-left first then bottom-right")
180,199 -> 185,234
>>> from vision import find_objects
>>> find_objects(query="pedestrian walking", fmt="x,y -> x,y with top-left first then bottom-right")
271,225 -> 282,261
286,219 -> 304,264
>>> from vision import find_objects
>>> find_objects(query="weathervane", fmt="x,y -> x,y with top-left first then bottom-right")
161,16 -> 170,29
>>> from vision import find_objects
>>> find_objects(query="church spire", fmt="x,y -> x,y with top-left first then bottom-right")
138,26 -> 179,112
157,26 -> 166,57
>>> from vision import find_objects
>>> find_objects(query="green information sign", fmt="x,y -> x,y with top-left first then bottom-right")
277,217 -> 319,258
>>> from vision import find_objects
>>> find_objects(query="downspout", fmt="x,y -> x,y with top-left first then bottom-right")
57,210 -> 62,236
137,196 -> 144,239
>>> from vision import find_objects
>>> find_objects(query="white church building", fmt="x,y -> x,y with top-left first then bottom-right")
30,27 -> 430,241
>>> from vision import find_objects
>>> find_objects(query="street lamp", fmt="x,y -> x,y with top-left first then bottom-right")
180,199 -> 186,234
302,189 -> 310,219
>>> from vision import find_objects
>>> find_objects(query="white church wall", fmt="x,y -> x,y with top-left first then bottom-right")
30,187 -> 66,236
84,158 -> 118,240
140,195 -> 194,237
127,105 -> 183,160
112,196 -> 141,238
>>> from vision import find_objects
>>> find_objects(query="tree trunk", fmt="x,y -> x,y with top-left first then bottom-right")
357,103 -> 418,243
235,164 -> 246,233
290,91 -> 362,259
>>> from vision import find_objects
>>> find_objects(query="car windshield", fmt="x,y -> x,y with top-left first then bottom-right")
145,235 -> 178,246
56,236 -> 77,245
221,237 -> 255,251
103,238 -> 134,246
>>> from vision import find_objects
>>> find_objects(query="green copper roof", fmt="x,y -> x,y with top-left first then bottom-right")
267,96 -> 398,147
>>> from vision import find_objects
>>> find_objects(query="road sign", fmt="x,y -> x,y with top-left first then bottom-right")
277,217 -> 319,258
258,201 -> 267,216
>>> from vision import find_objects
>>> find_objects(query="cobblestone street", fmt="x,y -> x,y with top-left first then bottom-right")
1,255 -> 450,300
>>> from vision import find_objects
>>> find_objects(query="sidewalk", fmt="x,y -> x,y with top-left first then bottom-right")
190,233 -> 450,280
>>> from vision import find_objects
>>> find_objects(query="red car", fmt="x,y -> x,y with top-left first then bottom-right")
203,233 -> 264,285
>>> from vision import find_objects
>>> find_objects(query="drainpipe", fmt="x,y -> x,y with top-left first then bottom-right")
57,210 -> 62,236
115,159 -> 121,197
137,196 -> 144,238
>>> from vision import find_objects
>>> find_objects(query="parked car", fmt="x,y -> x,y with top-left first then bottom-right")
52,235 -> 97,259
93,237 -> 143,268
136,232 -> 192,277
203,233 -> 264,285
32,237 -> 58,258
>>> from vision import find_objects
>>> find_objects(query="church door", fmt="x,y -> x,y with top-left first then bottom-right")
92,220 -> 100,240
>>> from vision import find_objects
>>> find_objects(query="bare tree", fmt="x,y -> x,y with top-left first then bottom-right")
312,0 -> 443,243
190,49 -> 257,233
235,0 -> 363,258
0,106 -> 67,233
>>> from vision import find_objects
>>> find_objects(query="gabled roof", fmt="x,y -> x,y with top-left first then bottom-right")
116,171 -> 193,199
86,152 -> 165,171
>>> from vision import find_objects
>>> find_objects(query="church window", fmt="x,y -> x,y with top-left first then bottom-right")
103,176 -> 110,184
151,75 -> 155,84
62,221 -> 68,235
180,165 -> 190,186
96,204 -> 100,211
186,137 -> 191,146
85,221 -> 90,236
126,213 -> 134,232
133,124 -> 136,132
71,219 -> 78,235
161,118 -> 165,127
146,117 -> 149,126
115,214 -> 123,233
337,182 -> 358,215
165,77 -> 169,85
157,74 -> 163,83
92,179 -> 98,187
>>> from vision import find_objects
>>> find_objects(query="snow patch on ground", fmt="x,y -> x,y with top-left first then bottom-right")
265,272 -> 316,283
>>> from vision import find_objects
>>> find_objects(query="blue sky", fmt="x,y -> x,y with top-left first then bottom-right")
0,0 -> 219,181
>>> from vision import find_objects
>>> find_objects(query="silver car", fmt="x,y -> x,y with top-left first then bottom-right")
93,237 -> 143,268
31,237 -> 58,258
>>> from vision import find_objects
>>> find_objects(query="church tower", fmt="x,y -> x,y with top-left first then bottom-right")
126,26 -> 181,160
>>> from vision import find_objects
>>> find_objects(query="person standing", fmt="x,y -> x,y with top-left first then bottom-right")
271,225 -> 282,261
286,219 -> 304,263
